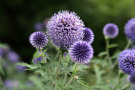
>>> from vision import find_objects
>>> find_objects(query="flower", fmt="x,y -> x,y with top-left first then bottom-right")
82,27 -> 94,44
118,50 -> 135,74
128,75 -> 135,84
4,80 -> 18,90
103,23 -> 119,38
16,65 -> 26,72
29,31 -> 48,49
33,56 -> 42,64
69,41 -> 93,64
47,10 -> 84,49
7,51 -> 19,63
34,22 -> 44,31
125,18 -> 135,42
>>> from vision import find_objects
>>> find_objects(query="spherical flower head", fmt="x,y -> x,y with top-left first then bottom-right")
29,31 -> 48,49
34,22 -> 44,31
128,75 -> 135,84
125,18 -> 135,42
16,65 -> 27,72
47,10 -> 84,49
7,51 -> 19,63
4,80 -> 18,90
33,56 -> 42,64
69,41 -> 94,64
82,27 -> 94,44
103,23 -> 119,38
118,50 -> 135,74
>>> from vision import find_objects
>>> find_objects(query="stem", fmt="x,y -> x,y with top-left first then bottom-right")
124,39 -> 131,50
64,77 -> 74,89
105,37 -> 112,66
63,73 -> 68,84
39,48 -> 47,63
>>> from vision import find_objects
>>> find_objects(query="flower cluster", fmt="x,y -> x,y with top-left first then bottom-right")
118,50 -> 135,75
46,11 -> 84,49
69,41 -> 93,64
29,31 -> 48,49
103,23 -> 119,38
125,18 -> 135,42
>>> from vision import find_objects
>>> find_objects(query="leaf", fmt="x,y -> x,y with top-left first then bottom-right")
108,44 -> 118,48
16,63 -> 38,70
77,79 -> 91,89
98,51 -> 107,57
119,71 -> 125,79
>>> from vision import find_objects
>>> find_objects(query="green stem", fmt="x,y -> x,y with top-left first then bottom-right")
105,37 -> 112,66
40,48 -> 47,63
124,39 -> 131,50
64,77 -> 74,89
63,73 -> 68,84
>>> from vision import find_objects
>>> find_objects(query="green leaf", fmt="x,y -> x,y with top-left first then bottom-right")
119,71 -> 125,79
98,51 -> 107,57
108,44 -> 118,48
16,63 -> 38,70
77,79 -> 91,89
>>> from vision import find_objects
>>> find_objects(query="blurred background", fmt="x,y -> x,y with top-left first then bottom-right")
0,0 -> 135,63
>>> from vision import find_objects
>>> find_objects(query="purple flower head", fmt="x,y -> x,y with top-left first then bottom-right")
7,51 -> 19,63
69,41 -> 94,64
82,27 -> 94,44
34,22 -> 44,31
118,50 -> 135,74
33,56 -> 42,64
0,48 -> 4,57
128,75 -> 135,84
103,23 -> 119,38
4,80 -> 18,90
29,31 -> 48,49
125,18 -> 135,42
16,65 -> 26,72
47,10 -> 84,49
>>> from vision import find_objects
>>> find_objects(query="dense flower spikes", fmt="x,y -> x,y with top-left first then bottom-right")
128,75 -> 135,84
29,31 -> 48,49
103,23 -> 119,38
69,41 -> 93,64
47,10 -> 84,49
125,18 -> 135,42
118,50 -> 135,74
82,27 -> 94,44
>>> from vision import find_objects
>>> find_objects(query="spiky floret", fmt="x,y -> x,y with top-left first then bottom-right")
69,41 -> 93,64
82,27 -> 94,44
128,75 -> 135,84
103,23 -> 119,38
125,18 -> 135,42
29,31 -> 48,49
118,50 -> 135,74
47,10 -> 84,49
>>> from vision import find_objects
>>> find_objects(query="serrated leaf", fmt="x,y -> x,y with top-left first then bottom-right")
77,79 -> 91,89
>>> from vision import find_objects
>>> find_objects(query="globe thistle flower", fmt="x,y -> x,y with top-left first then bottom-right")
34,22 -> 44,31
125,18 -> 135,42
82,27 -> 94,44
47,10 -> 84,49
69,41 -> 93,64
16,65 -> 26,72
29,31 -> 48,49
118,50 -> 135,74
103,23 -> 119,38
33,56 -> 42,64
7,51 -> 19,63
128,75 -> 135,84
4,80 -> 18,90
